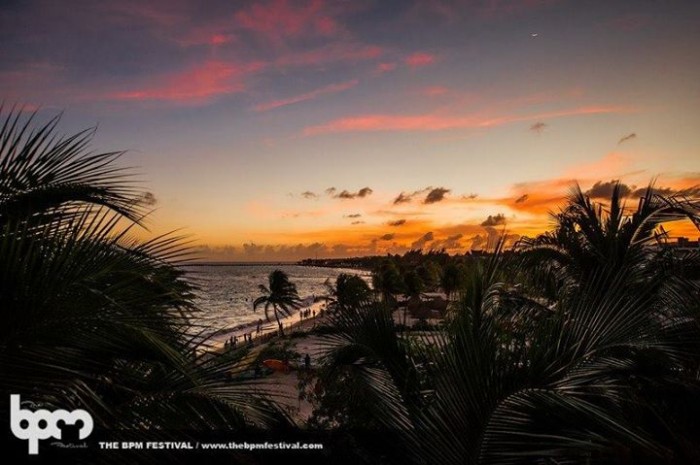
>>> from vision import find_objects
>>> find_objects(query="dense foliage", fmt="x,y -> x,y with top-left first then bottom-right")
0,109 -> 290,462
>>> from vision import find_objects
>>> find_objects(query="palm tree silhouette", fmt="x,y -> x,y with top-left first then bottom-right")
315,213 -> 700,462
0,108 -> 290,448
440,262 -> 463,301
254,269 -> 302,336
520,181 -> 700,289
322,273 -> 372,313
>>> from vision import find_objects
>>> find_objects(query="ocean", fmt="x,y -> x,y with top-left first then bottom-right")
180,264 -> 370,334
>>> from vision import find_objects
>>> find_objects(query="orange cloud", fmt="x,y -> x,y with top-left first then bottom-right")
112,60 -> 265,103
303,105 -> 633,135
253,79 -> 358,112
404,52 -> 437,67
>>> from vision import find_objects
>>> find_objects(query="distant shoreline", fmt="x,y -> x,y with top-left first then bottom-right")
180,262 -> 298,267
179,260 -> 374,271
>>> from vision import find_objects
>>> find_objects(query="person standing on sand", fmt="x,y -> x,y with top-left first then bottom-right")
304,353 -> 311,370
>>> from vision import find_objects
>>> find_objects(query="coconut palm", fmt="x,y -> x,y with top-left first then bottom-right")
440,262 -> 463,301
315,235 -> 700,464
371,260 -> 405,305
253,269 -> 302,336
322,273 -> 373,313
0,108 -> 291,461
519,181 -> 700,292
402,269 -> 423,328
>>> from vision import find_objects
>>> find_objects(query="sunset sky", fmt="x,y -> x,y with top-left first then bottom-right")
1,0 -> 699,261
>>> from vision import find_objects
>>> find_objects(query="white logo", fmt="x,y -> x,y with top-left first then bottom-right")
10,394 -> 94,455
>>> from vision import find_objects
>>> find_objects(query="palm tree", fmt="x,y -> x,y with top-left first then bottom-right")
371,260 -> 405,305
403,269 -> 423,328
253,269 -> 302,336
0,108 -> 291,458
440,262 -> 463,301
322,273 -> 373,313
519,181 -> 700,291
315,234 -> 700,463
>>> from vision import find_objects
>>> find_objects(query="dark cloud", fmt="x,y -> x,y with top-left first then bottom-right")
336,190 -> 355,199
243,242 -> 265,255
357,187 -> 373,197
334,187 -> 373,199
325,187 -> 337,195
618,132 -> 637,145
462,193 -> 478,200
630,184 -> 700,198
301,190 -> 318,199
344,213 -> 362,218
530,121 -> 547,134
585,180 -> 632,198
424,187 -> 450,204
432,233 -> 464,250
584,180 -> 700,199
351,220 -> 365,225
392,187 -> 435,204
380,233 -> 395,240
411,231 -> 434,249
141,191 -> 157,205
388,219 -> 406,227
393,192 -> 412,204
481,213 -> 506,227
514,194 -> 529,204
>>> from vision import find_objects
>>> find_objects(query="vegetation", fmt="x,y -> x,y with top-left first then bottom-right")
305,186 -> 700,464
253,269 -> 303,336
3,107 -> 700,464
0,109 -> 289,461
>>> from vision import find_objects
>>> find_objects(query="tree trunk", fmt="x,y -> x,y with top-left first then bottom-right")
273,305 -> 285,336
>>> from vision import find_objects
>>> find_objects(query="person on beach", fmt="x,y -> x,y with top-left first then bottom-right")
304,353 -> 311,370
257,318 -> 262,334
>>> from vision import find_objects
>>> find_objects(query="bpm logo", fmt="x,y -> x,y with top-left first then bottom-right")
9,394 -> 94,455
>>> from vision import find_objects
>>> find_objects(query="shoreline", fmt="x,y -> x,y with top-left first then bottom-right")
206,298 -> 329,352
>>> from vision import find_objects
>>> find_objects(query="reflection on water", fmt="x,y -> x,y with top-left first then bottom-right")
180,264 -> 369,332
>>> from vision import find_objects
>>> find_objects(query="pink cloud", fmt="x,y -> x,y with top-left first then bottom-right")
208,33 -> 234,45
235,0 -> 340,43
421,86 -> 449,96
303,105 -> 634,136
404,52 -> 437,68
112,60 -> 265,103
254,79 -> 358,112
375,62 -> 398,74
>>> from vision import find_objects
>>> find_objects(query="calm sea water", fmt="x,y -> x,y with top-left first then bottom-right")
180,264 -> 370,332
